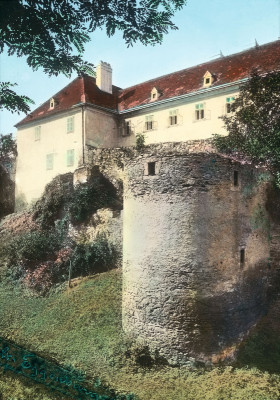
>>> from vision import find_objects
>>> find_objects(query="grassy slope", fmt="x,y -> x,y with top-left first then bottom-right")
0,269 -> 280,399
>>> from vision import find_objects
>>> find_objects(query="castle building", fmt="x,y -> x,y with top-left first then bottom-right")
15,40 -> 280,205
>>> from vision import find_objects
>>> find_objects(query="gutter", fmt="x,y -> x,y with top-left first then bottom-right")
118,78 -> 248,115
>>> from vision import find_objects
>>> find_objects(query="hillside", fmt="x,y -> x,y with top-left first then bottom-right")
0,170 -> 280,399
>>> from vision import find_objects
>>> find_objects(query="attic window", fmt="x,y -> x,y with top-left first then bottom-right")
203,71 -> 214,87
49,97 -> 56,109
151,87 -> 160,101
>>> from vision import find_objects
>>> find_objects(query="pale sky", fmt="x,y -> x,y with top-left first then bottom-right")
0,0 -> 279,135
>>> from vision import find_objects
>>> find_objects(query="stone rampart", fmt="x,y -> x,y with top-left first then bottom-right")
121,144 -> 273,364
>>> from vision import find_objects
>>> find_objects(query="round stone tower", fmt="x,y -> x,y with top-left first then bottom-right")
122,143 -> 271,364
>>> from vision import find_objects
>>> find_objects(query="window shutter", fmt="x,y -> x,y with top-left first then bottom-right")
153,120 -> 158,130
67,149 -> 75,166
67,117 -> 74,133
205,110 -> 211,120
46,154 -> 54,170
178,115 -> 183,125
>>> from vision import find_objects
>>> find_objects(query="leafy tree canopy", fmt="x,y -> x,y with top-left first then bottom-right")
213,69 -> 280,184
0,0 -> 187,114
0,133 -> 17,164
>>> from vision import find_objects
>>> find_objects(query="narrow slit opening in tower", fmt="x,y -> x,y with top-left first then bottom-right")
234,170 -> 239,186
240,249 -> 245,264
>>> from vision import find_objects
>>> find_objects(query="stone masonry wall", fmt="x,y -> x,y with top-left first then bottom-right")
122,146 -> 273,365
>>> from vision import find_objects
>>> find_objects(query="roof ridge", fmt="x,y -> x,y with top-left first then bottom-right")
118,40 -> 280,93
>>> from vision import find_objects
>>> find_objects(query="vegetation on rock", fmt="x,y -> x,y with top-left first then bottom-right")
213,69 -> 280,186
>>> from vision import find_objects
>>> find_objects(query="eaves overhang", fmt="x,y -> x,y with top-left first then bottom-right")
118,78 -> 248,115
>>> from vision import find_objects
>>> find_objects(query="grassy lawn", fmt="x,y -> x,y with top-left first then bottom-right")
0,268 -> 280,399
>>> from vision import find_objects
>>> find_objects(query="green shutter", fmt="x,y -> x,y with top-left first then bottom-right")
46,154 -> 54,170
66,149 -> 74,166
67,117 -> 74,133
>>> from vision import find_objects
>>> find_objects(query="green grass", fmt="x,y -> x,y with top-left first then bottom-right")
0,269 -> 280,399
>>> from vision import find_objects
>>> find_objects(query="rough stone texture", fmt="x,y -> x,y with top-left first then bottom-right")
122,145 -> 274,364
0,164 -> 15,219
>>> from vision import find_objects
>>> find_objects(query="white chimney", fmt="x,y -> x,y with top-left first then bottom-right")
96,61 -> 112,94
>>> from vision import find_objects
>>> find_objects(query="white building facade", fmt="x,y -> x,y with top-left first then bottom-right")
15,40 -> 280,205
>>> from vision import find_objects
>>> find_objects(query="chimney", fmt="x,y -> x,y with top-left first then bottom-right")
96,61 -> 112,94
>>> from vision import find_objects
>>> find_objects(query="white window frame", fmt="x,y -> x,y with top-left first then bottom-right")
145,115 -> 155,131
226,96 -> 235,113
195,103 -> 205,120
169,109 -> 179,126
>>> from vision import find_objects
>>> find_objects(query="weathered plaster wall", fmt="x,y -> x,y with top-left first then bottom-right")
16,109 -> 83,207
85,108 -> 134,149
121,90 -> 238,145
122,145 -> 272,364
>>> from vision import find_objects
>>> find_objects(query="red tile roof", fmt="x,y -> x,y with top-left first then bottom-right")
16,75 -> 120,127
16,40 -> 280,127
117,40 -> 280,111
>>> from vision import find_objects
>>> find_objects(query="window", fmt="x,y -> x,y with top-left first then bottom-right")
145,115 -> 154,131
203,71 -> 214,87
169,109 -> 178,126
125,120 -> 132,135
240,249 -> 245,265
148,162 -> 156,176
151,87 -> 160,101
226,96 -> 235,113
46,154 -> 54,170
195,103 -> 204,120
67,116 -> 74,133
234,170 -> 239,186
34,126 -> 41,141
66,149 -> 75,167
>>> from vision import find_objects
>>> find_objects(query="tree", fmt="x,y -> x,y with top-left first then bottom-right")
0,0 -> 187,114
0,134 -> 17,163
212,69 -> 280,184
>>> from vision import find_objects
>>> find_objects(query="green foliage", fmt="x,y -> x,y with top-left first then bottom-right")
135,133 -> 145,150
69,178 -> 118,223
0,133 -> 17,161
33,185 -> 67,230
0,0 -> 187,113
4,230 -> 62,272
71,234 -> 116,277
212,70 -> 280,185
0,82 -> 34,114
0,272 -> 280,400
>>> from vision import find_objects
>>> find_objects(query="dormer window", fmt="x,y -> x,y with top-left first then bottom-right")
49,97 -> 56,109
151,87 -> 160,101
203,71 -> 214,88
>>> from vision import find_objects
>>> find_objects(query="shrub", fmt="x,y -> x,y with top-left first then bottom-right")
71,234 -> 116,277
33,173 -> 73,229
4,230 -> 62,271
69,178 -> 118,223
135,133 -> 145,150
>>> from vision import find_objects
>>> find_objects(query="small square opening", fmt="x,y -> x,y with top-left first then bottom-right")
148,162 -> 156,176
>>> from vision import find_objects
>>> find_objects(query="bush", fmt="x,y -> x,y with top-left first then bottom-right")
69,178 -> 118,223
4,230 -> 62,271
135,133 -> 145,150
71,234 -> 116,277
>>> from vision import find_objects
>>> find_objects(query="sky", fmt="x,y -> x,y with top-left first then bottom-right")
0,0 -> 279,135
